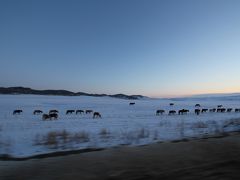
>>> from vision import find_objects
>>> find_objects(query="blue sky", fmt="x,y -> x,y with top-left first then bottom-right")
0,0 -> 240,97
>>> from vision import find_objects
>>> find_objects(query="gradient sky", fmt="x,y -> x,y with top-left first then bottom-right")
1,0 -> 240,97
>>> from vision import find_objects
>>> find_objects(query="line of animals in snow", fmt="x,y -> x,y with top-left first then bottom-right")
12,103 -> 138,118
156,104 -> 240,116
12,102 -> 240,120
12,109 -> 102,120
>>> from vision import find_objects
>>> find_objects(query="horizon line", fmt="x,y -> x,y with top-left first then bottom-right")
1,86 -> 240,99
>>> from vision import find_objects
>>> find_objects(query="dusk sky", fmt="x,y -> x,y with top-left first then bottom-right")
1,0 -> 240,97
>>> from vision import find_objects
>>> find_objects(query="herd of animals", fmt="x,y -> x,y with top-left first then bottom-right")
12,109 -> 102,120
12,102 -> 240,120
156,103 -> 240,116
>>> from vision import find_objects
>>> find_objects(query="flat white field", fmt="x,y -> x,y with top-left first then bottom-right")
0,95 -> 240,158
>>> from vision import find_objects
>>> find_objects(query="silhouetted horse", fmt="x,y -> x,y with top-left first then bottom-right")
235,109 -> 240,112
178,109 -> 189,115
221,108 -> 226,113
49,110 -> 59,114
49,113 -> 58,119
227,108 -> 233,113
93,112 -> 101,118
42,114 -> 51,120
217,108 -> 226,113
33,110 -> 43,115
170,103 -> 174,106
76,110 -> 84,114
42,114 -> 49,120
66,110 -> 75,115
209,108 -> 216,112
42,113 -> 58,120
86,110 -> 93,114
195,104 -> 201,108
13,110 -> 23,115
195,109 -> 201,115
168,110 -> 176,115
129,102 -> 135,105
201,109 -> 208,113
156,110 -> 165,116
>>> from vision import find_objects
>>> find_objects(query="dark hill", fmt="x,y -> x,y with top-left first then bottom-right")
0,87 -> 146,100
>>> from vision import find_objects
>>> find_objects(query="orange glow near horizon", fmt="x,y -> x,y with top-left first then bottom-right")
149,86 -> 240,98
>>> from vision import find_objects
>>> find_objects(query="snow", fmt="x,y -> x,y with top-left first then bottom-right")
0,94 -> 240,158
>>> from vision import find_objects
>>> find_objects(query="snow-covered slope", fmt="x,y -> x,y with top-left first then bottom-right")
0,95 -> 240,158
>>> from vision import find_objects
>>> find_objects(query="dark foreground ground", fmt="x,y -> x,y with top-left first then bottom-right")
1,133 -> 240,180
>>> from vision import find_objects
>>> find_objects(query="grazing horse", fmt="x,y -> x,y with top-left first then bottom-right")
221,108 -> 226,113
178,109 -> 189,115
209,108 -> 216,112
227,108 -> 233,113
195,109 -> 201,115
235,109 -> 240,112
170,103 -> 174,106
201,109 -> 208,113
195,104 -> 201,108
49,113 -> 58,119
168,110 -> 176,115
42,114 -> 49,120
66,110 -> 75,115
42,113 -> 58,120
86,110 -> 93,114
93,112 -> 102,119
13,110 -> 23,115
129,102 -> 135,106
49,110 -> 59,114
76,110 -> 84,114
33,110 -> 43,115
156,110 -> 165,116
217,108 -> 226,113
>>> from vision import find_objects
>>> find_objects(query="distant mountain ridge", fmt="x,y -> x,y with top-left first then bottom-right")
0,87 -> 146,100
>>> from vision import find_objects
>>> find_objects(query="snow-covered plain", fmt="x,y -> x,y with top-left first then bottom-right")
0,95 -> 240,158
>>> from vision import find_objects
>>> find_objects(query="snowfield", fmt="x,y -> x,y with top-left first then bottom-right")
0,95 -> 240,158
